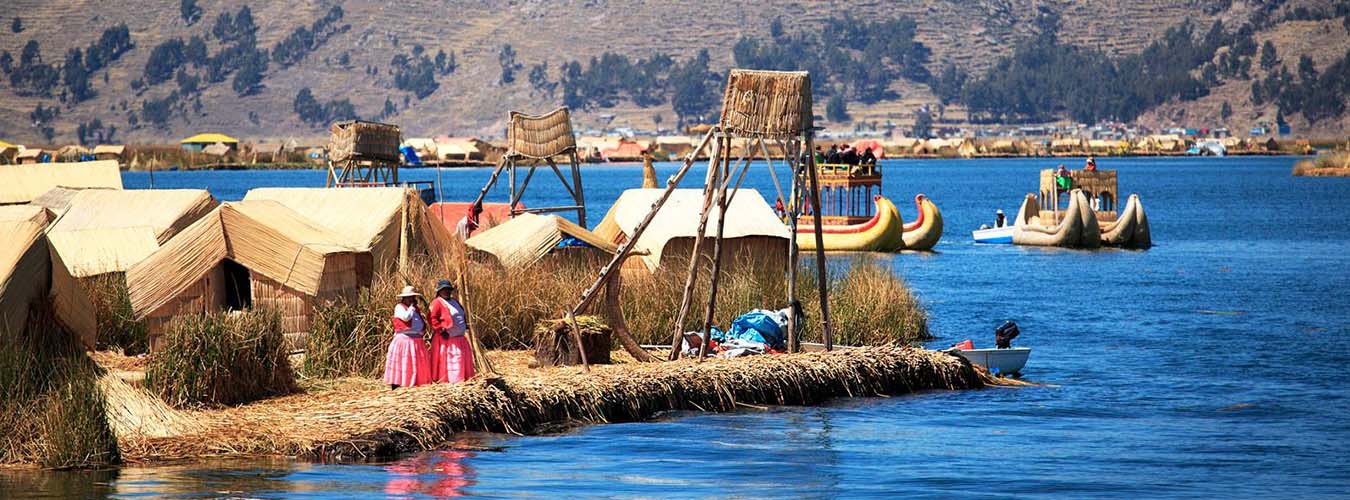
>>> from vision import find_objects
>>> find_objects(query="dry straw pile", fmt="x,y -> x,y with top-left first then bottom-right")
145,310 -> 296,408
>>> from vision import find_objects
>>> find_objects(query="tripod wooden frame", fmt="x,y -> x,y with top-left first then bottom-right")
567,70 -> 835,369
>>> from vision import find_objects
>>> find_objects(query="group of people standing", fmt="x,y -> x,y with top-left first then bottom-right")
819,144 -> 878,166
383,280 -> 477,389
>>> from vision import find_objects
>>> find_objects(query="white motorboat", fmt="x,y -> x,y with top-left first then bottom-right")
972,225 -> 1015,244
953,347 -> 1031,376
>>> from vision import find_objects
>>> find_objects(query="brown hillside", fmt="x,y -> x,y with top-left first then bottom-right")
0,0 -> 1342,144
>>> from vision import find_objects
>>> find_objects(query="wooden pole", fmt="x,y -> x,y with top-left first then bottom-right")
784,140 -> 802,353
805,134 -> 835,350
697,138 -> 733,361
569,129 -> 716,324
450,248 -> 496,377
669,135 -> 725,359
569,150 -> 587,227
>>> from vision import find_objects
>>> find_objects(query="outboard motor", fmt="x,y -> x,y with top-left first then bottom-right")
995,321 -> 1020,349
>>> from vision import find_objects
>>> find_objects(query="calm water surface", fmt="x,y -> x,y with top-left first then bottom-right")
4,156 -> 1349,498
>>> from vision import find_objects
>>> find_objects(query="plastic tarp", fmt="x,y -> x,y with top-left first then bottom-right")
710,309 -> 789,351
592,188 -> 788,271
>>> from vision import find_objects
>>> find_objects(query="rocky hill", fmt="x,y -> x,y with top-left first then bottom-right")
0,0 -> 1345,145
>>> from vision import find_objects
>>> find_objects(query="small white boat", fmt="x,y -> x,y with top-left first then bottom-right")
972,225 -> 1015,244
953,347 -> 1031,376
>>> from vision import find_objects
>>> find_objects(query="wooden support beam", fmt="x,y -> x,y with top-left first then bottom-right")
669,135 -> 725,360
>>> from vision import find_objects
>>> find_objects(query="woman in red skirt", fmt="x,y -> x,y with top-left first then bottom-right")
383,286 -> 431,389
428,279 -> 475,383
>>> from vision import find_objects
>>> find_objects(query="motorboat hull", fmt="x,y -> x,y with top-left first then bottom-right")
972,226 -> 1015,244
954,347 -> 1031,375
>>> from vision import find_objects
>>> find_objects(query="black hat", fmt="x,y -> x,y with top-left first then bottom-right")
435,279 -> 455,293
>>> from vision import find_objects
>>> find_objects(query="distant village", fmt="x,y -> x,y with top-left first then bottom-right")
0,118 -> 1315,170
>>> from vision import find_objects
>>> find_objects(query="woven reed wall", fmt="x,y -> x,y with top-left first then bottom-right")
719,70 -> 812,139
250,272 -> 313,337
659,236 -> 788,274
507,108 -> 577,159
328,121 -> 401,163
146,266 -> 225,350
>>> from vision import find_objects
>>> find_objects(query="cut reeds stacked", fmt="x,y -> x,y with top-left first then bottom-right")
121,346 -> 983,463
532,315 -> 611,367
506,107 -> 577,159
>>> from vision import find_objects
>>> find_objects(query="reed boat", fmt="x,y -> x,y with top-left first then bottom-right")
794,163 -> 942,252
974,168 -> 1150,249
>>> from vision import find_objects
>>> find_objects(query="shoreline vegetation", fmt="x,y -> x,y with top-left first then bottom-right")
1291,152 -> 1350,176
2,253 -> 967,469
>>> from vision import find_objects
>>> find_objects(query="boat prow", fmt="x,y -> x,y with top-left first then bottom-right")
900,194 -> 943,251
796,195 -> 906,252
953,347 -> 1031,376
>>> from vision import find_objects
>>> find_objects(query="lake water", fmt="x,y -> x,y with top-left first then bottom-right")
5,156 -> 1350,498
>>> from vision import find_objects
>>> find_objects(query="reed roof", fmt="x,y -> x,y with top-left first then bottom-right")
241,187 -> 454,270
92,144 -> 126,156
126,202 -> 363,319
181,133 -> 239,144
0,204 -> 51,225
507,108 -> 577,159
593,188 -> 787,271
47,189 -> 218,277
0,220 -> 96,347
466,213 -> 616,269
719,69 -> 813,139
0,161 -> 122,204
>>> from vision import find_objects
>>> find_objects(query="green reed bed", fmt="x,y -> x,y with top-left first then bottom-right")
145,310 -> 295,408
0,305 -> 120,468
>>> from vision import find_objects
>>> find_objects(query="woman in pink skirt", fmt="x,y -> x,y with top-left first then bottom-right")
383,286 -> 431,389
428,279 -> 475,383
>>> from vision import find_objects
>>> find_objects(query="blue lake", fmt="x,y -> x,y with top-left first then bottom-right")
4,156 -> 1349,498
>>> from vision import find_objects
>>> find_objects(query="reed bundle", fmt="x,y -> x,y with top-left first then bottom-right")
145,310 -> 296,408
118,346 -> 983,463
532,315 -> 611,367
84,274 -> 148,354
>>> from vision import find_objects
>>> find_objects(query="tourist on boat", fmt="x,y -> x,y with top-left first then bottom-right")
1085,156 -> 1097,171
429,279 -> 475,384
826,144 -> 840,163
841,145 -> 859,165
814,146 -> 825,164
860,147 -> 876,166
384,286 -> 432,389
995,320 -> 1020,349
1055,164 -> 1072,195
995,209 -> 1006,228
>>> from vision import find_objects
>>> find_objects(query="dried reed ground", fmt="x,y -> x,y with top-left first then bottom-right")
114,347 -> 984,463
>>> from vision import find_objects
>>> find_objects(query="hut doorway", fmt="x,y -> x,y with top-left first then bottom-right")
222,259 -> 253,311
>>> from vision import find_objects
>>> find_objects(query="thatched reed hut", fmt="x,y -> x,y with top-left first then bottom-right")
1,219 -> 97,348
0,161 -> 122,205
242,187 -> 455,281
126,201 -> 364,348
1050,137 -> 1085,153
0,205 -> 52,226
15,148 -> 46,164
467,212 -> 616,269
46,189 -> 218,279
92,144 -> 126,162
593,188 -> 788,273
180,133 -> 239,153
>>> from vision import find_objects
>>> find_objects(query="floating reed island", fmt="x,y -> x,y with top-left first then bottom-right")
107,347 -> 987,463
1291,151 -> 1350,176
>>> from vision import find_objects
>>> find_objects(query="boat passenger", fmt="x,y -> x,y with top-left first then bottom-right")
814,146 -> 825,164
826,145 -> 840,164
995,209 -> 1005,228
1055,164 -> 1072,195
1085,156 -> 1097,171
429,279 -> 475,384
841,145 -> 859,165
384,286 -> 432,389
860,147 -> 876,166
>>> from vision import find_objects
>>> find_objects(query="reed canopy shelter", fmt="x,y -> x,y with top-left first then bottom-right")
126,201 -> 364,348
46,189 -> 218,278
466,107 -> 588,227
0,161 -> 122,205
242,187 -> 455,280
466,212 -> 616,269
593,188 -> 788,273
1,219 -> 96,349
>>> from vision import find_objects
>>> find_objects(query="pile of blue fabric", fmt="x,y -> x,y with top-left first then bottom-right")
709,309 -> 789,352
555,236 -> 594,249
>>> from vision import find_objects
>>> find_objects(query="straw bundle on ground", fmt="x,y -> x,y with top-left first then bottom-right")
531,316 -> 612,367
115,346 -> 982,463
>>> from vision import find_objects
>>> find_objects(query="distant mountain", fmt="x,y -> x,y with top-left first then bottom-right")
0,0 -> 1345,145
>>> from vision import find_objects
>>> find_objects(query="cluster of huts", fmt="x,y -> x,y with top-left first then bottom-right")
1,159 -> 792,353
0,160 -> 456,351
